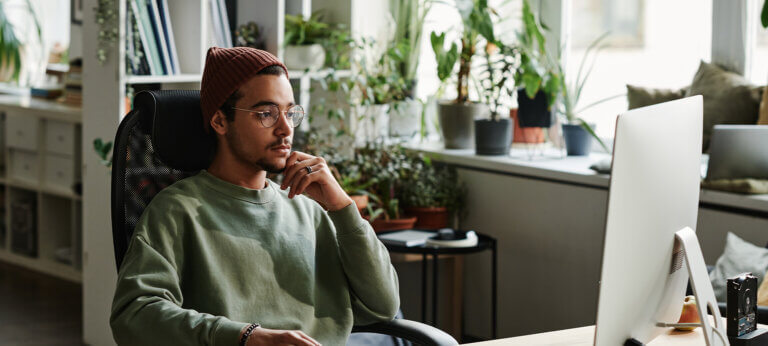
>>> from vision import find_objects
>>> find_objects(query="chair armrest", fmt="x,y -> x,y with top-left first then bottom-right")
352,319 -> 458,346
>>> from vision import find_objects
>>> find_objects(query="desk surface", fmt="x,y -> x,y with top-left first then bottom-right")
464,325 -> 710,345
466,319 -> 766,346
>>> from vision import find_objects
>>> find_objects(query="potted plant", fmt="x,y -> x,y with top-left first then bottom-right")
475,40 -> 518,155
514,0 -> 562,130
430,0 -> 494,149
400,152 -> 466,229
349,37 -> 408,146
0,0 -> 41,85
552,33 -> 620,155
356,143 -> 417,232
283,12 -> 330,70
387,0 -> 433,138
329,160 -> 374,212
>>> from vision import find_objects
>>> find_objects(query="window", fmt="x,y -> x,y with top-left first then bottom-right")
567,0 -> 712,138
749,0 -> 768,84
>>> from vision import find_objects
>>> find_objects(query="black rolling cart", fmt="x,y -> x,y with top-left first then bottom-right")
379,230 -> 498,340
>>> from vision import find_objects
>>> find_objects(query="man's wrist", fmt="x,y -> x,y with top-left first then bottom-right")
326,197 -> 354,212
239,323 -> 260,346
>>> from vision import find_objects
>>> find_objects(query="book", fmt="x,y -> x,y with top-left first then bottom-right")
145,0 -> 168,74
377,230 -> 435,247
148,0 -> 174,75
131,0 -> 163,75
157,0 -> 180,74
216,0 -> 232,47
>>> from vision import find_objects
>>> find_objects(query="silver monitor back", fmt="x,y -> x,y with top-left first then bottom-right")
594,96 -> 703,345
706,124 -> 768,180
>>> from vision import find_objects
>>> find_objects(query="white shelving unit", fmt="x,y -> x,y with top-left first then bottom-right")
0,95 -> 82,283
82,0 -> 384,344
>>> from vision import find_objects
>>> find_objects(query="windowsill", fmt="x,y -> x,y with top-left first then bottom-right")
405,141 -> 768,214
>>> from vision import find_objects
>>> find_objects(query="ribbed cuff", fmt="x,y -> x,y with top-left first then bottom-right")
328,202 -> 368,236
212,320 -> 250,346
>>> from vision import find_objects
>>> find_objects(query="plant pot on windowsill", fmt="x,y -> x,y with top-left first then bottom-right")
474,117 -> 512,155
562,123 -> 596,156
511,108 -> 545,143
284,44 -> 326,70
438,101 -> 489,149
405,207 -> 450,230
369,216 -> 418,233
517,88 -> 553,128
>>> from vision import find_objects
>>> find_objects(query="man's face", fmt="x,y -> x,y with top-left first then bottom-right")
222,74 -> 295,173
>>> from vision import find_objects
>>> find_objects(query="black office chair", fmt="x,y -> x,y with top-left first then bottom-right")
110,90 -> 458,346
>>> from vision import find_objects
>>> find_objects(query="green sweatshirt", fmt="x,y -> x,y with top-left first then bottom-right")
110,171 -> 400,346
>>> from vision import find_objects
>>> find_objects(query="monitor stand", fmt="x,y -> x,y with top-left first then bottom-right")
625,228 -> 729,346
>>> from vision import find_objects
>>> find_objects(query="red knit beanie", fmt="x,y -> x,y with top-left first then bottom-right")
200,47 -> 289,132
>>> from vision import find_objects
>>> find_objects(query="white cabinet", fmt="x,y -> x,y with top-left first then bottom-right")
0,97 -> 82,284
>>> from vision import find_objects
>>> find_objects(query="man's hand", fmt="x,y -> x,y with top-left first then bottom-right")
244,327 -> 321,346
280,151 -> 353,211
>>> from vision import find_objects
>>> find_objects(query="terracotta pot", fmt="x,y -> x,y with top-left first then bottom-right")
370,217 -> 418,233
350,194 -> 368,211
405,207 -> 449,230
511,108 -> 545,143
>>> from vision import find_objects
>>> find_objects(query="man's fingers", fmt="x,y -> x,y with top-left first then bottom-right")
283,158 -> 321,191
290,165 -> 323,198
292,331 -> 321,346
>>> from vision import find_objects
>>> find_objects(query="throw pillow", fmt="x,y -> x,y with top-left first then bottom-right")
759,268 -> 768,306
709,232 -> 768,303
685,61 -> 763,151
626,85 -> 687,110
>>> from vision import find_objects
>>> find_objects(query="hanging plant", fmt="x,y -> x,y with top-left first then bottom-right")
94,0 -> 118,64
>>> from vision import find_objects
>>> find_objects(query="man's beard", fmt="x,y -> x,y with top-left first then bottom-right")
226,129 -> 288,174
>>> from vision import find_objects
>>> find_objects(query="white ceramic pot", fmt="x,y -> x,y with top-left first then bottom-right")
389,99 -> 423,138
284,44 -> 326,70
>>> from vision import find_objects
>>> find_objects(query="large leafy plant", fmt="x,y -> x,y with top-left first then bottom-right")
514,0 -> 561,109
390,0 -> 434,98
0,0 -> 41,83
284,12 -> 330,46
430,0 -> 496,103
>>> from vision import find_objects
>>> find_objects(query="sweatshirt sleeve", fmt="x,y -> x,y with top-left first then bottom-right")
327,203 -> 400,325
110,200 -> 249,346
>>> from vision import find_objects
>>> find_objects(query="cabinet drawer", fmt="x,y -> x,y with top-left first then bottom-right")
6,114 -> 39,151
10,149 -> 38,183
44,154 -> 76,191
45,121 -> 76,156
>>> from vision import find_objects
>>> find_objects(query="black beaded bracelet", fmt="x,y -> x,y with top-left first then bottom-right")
239,323 -> 260,346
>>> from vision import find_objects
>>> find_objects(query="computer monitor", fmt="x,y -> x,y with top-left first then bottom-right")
594,96 -> 704,345
707,124 -> 768,180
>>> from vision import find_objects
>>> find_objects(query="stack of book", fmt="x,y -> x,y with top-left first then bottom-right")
126,0 -> 233,76
60,59 -> 82,106
127,0 -> 181,76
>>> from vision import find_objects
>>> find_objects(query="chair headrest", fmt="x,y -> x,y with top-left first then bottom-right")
133,90 -> 215,171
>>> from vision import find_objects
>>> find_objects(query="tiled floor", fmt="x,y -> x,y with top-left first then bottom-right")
0,261 -> 82,346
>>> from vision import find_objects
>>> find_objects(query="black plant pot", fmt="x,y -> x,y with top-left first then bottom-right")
562,123 -> 593,156
517,88 -> 552,128
474,118 -> 512,155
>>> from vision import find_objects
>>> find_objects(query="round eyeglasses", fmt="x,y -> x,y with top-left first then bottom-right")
231,104 -> 305,128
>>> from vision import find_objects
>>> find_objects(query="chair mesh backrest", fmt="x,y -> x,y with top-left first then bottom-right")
112,90 -> 208,271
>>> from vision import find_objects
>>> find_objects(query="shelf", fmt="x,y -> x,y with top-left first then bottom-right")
125,74 -> 203,84
0,248 -> 81,283
5,179 -> 82,200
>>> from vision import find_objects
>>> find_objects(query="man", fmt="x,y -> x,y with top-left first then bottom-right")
110,47 -> 400,346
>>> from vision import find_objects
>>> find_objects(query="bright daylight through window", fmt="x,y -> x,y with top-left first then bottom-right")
567,0 -> 712,138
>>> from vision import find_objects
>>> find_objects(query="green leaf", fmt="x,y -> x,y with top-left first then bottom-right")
762,1 -> 768,28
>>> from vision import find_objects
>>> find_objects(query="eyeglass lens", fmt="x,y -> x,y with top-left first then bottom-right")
259,105 -> 304,128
